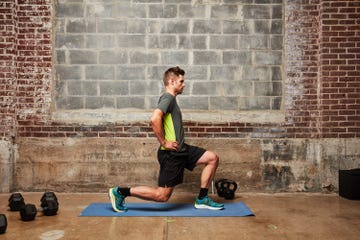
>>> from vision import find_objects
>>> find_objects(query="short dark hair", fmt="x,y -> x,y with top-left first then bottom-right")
163,66 -> 185,86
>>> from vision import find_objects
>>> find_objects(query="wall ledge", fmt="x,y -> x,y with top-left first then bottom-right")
52,109 -> 285,124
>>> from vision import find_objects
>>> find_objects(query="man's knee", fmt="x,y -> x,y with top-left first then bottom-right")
155,188 -> 173,202
198,150 -> 220,166
157,194 -> 170,202
209,151 -> 219,165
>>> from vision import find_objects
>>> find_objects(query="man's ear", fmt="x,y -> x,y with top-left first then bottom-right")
168,76 -> 175,85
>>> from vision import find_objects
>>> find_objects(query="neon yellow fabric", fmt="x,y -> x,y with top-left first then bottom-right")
161,113 -> 176,150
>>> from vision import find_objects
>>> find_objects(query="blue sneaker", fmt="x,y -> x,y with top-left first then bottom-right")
108,187 -> 128,212
194,196 -> 224,210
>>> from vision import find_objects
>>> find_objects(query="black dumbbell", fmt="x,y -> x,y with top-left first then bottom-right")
40,192 -> 59,216
41,191 -> 58,203
8,193 -> 25,211
20,204 -> 37,221
19,192 -> 59,221
0,214 -> 7,234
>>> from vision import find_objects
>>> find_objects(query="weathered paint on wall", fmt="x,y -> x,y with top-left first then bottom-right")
0,140 -> 14,192
8,137 -> 358,193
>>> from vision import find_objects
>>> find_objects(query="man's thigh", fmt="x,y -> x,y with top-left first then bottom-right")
195,150 -> 217,165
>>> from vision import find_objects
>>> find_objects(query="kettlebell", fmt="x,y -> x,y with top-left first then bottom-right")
215,178 -> 238,200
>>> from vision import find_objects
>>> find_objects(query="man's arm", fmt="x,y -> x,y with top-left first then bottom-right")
150,108 -> 179,151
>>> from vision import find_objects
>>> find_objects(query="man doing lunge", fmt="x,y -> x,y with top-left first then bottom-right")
109,66 -> 224,212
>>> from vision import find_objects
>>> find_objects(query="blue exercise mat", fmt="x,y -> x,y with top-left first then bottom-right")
79,202 -> 254,217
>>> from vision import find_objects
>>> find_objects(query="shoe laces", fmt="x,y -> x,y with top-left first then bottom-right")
206,196 -> 215,204
115,193 -> 126,206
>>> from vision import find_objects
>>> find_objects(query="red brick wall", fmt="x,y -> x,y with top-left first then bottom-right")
0,0 -> 359,139
320,1 -> 360,138
1,0 -> 52,138
0,0 -> 17,137
285,0 -> 322,138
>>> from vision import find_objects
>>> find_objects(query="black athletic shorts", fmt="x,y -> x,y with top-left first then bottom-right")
157,144 -> 206,187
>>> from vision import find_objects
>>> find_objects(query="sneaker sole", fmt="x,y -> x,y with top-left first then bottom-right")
194,203 -> 224,210
108,188 -> 127,212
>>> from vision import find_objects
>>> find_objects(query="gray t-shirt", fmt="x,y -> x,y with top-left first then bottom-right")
156,92 -> 185,152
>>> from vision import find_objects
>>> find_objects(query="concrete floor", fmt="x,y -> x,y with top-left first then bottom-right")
0,192 -> 359,240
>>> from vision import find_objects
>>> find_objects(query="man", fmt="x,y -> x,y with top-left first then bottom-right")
109,66 -> 224,212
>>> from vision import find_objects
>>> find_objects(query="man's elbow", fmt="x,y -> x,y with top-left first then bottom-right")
150,110 -> 162,126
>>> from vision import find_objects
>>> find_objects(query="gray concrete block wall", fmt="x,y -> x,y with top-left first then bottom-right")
54,0 -> 283,111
